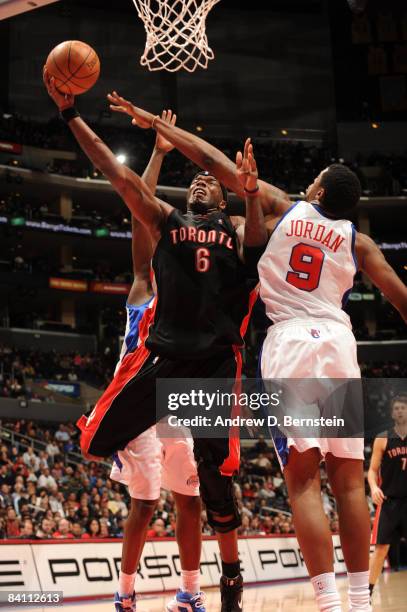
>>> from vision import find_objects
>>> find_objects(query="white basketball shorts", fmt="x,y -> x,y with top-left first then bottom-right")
261,318 -> 364,467
110,422 -> 199,500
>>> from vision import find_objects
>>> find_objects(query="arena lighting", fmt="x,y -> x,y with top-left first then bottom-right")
196,125 -> 204,132
371,122 -> 379,129
116,153 -> 127,164
281,129 -> 288,136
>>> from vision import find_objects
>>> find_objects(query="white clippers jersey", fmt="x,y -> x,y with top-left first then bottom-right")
258,201 -> 357,327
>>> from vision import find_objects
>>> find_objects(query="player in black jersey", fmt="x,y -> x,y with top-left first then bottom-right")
368,395 -> 407,598
44,72 -> 267,612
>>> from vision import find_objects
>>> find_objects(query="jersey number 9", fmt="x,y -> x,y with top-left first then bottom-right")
286,243 -> 325,292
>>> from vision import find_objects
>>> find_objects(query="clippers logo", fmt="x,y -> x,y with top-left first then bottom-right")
187,475 -> 199,487
310,329 -> 320,339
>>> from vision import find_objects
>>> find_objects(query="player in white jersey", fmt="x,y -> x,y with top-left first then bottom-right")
241,145 -> 406,612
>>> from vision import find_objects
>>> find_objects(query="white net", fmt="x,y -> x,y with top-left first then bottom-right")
133,0 -> 221,72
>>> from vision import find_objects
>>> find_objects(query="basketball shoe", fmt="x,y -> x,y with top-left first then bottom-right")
220,575 -> 243,612
166,589 -> 206,611
114,591 -> 136,611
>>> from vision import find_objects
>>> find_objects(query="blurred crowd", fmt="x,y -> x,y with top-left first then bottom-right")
0,419 -> 376,540
0,345 -> 115,397
1,114 -> 407,195
1,342 -> 405,403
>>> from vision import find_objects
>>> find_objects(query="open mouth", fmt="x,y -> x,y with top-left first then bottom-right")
193,187 -> 207,198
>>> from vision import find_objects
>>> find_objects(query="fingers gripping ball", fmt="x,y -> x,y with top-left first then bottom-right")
45,41 -> 100,95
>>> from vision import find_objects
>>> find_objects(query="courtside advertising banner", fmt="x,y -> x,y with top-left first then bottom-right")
0,536 -> 348,600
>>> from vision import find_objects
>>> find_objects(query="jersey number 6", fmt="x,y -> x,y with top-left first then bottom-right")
286,242 -> 325,292
195,247 -> 211,273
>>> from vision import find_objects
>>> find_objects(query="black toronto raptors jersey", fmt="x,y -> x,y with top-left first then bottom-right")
146,209 -> 257,359
380,430 -> 407,498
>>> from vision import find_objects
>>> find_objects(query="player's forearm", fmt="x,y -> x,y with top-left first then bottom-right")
243,193 -> 268,247
67,117 -> 164,232
392,291 -> 407,323
153,118 -> 243,195
141,147 -> 166,195
67,117 -> 125,189
367,468 -> 380,491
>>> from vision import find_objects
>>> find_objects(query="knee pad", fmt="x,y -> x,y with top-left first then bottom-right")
198,461 -> 241,533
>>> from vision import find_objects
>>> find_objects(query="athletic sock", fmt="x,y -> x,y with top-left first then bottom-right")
221,560 -> 241,580
119,570 -> 137,597
348,571 -> 372,611
181,569 -> 201,594
311,572 -> 342,612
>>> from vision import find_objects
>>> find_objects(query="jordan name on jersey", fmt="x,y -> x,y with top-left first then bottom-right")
286,219 -> 345,253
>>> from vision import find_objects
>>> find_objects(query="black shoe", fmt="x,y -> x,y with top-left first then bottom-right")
220,574 -> 243,612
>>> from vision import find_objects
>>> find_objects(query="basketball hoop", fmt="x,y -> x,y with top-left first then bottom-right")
132,0 -> 221,73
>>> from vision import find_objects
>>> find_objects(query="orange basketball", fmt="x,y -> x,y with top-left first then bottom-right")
45,41 -> 100,96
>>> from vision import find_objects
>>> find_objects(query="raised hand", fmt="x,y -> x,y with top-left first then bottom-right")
155,110 -> 177,153
236,138 -> 258,193
107,91 -> 153,129
43,66 -> 74,111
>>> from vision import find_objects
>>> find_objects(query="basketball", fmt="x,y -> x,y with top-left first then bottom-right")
45,40 -> 100,95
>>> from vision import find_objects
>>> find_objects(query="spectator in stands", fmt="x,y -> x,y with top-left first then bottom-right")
253,435 -> 271,456
71,521 -> 84,538
147,518 -> 166,538
55,424 -> 70,443
0,465 -> 13,488
37,468 -> 57,490
22,447 -> 40,472
53,517 -> 73,539
0,483 -> 12,508
35,517 -> 54,539
45,439 -> 60,460
5,507 -> 20,537
19,519 -> 36,539
99,520 -> 110,538
249,453 -> 272,474
82,518 -> 101,539
38,451 -> 49,470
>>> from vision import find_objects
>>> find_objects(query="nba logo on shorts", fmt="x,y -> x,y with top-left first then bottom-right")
310,328 -> 320,339
187,475 -> 199,487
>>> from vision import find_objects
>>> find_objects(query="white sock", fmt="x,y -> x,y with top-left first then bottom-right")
181,569 -> 201,594
119,570 -> 137,597
348,571 -> 372,611
311,572 -> 342,612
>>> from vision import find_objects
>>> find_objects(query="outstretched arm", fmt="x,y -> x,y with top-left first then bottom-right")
236,139 -> 268,248
356,232 -> 407,323
43,70 -> 173,241
107,91 -> 291,217
234,139 -> 268,269
128,110 -> 178,304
